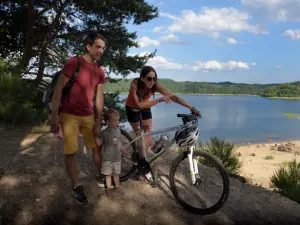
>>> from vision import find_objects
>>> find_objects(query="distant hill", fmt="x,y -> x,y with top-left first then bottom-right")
103,78 -> 281,96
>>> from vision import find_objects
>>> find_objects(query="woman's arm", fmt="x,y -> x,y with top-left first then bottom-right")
156,83 -> 193,109
129,80 -> 165,109
156,83 -> 201,116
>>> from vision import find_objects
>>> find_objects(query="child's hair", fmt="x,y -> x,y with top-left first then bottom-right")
103,108 -> 120,122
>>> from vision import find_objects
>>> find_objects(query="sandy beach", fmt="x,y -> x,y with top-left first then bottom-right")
236,140 -> 300,188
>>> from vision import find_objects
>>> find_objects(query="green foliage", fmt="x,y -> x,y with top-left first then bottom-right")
0,0 -> 160,127
0,0 -> 158,79
103,78 -> 274,95
104,91 -> 126,123
270,159 -> 300,204
261,82 -> 300,98
0,60 -> 48,126
283,113 -> 300,119
199,137 -> 242,174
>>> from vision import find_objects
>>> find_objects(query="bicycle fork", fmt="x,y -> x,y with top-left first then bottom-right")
187,146 -> 199,185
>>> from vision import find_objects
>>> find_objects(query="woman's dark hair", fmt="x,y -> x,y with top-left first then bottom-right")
136,66 -> 158,98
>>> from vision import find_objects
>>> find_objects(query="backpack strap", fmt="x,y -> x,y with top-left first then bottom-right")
70,56 -> 81,81
62,56 -> 81,102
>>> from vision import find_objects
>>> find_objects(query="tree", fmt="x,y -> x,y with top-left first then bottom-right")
0,0 -> 158,85
0,0 -> 159,126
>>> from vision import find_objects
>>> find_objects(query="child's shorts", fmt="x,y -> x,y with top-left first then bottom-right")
101,161 -> 121,175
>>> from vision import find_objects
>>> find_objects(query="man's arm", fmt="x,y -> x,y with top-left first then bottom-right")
51,74 -> 70,115
95,83 -> 104,126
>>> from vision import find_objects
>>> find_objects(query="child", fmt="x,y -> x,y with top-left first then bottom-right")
97,108 -> 129,197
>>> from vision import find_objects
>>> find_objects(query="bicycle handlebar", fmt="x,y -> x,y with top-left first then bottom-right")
177,112 -> 200,124
177,114 -> 190,118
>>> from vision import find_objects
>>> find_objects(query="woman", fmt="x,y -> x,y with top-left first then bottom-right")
125,66 -> 201,158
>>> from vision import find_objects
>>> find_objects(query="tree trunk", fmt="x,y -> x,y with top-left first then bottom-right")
13,0 -> 36,77
34,0 -> 69,86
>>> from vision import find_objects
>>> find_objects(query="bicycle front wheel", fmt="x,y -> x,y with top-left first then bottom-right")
169,150 -> 230,215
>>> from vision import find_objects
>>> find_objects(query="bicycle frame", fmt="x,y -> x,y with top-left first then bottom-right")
122,123 -> 200,185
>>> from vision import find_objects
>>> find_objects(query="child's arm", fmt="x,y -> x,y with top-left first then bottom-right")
119,142 -> 130,158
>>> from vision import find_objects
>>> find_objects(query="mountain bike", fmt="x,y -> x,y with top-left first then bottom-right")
119,111 -> 230,215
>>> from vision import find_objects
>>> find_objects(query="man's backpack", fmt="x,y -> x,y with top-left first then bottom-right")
42,56 -> 81,111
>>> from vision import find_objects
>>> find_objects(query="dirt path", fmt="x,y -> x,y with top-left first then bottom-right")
0,127 -> 300,225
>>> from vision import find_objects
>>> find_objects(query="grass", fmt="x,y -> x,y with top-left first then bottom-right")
264,155 -> 274,160
270,159 -> 300,204
198,136 -> 242,174
283,113 -> 300,119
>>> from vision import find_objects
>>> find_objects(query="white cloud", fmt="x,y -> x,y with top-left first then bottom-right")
153,26 -> 165,32
137,37 -> 160,48
160,34 -> 188,45
276,65 -> 284,69
283,29 -> 300,40
160,7 -> 268,37
129,52 -> 256,71
192,60 -> 257,71
158,1 -> 164,6
147,56 -> 189,70
242,0 -> 300,21
226,37 -> 238,45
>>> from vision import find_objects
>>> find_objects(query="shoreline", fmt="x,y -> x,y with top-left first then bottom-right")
110,92 -> 300,100
115,92 -> 258,96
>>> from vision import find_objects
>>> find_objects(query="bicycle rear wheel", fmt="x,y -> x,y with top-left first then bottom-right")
119,129 -> 137,182
169,150 -> 230,215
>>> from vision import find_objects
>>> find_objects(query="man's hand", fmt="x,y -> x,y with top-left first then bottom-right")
50,113 -> 59,134
95,136 -> 102,147
93,121 -> 102,138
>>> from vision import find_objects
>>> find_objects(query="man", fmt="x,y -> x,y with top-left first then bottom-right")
50,33 -> 106,204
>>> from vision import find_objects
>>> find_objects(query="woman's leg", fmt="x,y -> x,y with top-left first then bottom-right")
126,105 -> 146,158
141,118 -> 153,153
129,121 -> 145,157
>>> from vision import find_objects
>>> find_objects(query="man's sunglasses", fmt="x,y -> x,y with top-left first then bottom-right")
146,76 -> 157,82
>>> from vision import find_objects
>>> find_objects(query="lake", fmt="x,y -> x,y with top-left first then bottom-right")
119,94 -> 300,144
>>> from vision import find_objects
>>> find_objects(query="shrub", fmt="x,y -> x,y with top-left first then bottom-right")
270,159 -> 300,203
199,136 -> 242,174
0,60 -> 48,126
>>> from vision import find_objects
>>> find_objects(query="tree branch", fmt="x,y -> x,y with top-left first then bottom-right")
34,0 -> 69,86
13,0 -> 36,76
24,72 -> 52,77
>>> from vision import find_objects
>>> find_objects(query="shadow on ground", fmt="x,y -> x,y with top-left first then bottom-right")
0,127 -> 300,225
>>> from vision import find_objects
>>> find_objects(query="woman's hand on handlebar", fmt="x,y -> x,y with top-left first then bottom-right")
191,106 -> 201,118
159,96 -> 172,104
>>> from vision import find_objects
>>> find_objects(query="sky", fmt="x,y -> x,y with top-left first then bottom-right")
122,0 -> 300,84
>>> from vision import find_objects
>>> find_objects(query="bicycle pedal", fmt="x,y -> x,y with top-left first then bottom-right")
150,181 -> 157,188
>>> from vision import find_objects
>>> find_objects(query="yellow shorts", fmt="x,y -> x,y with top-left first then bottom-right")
59,112 -> 97,155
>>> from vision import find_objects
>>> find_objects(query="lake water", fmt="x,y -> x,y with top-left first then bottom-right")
120,94 -> 300,144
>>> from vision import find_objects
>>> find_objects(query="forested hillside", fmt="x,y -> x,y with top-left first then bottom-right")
104,78 -> 275,95
261,82 -> 300,97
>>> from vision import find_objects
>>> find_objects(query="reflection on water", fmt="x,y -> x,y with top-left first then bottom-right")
119,94 -> 300,144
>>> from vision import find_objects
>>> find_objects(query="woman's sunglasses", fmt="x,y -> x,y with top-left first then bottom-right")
146,76 -> 157,82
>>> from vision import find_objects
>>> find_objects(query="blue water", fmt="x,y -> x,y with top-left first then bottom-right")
120,94 -> 300,144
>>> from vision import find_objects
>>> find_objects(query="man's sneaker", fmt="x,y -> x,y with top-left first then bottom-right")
96,176 -> 114,188
72,185 -> 88,204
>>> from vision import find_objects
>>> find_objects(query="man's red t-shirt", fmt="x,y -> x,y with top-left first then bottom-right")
60,56 -> 106,116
